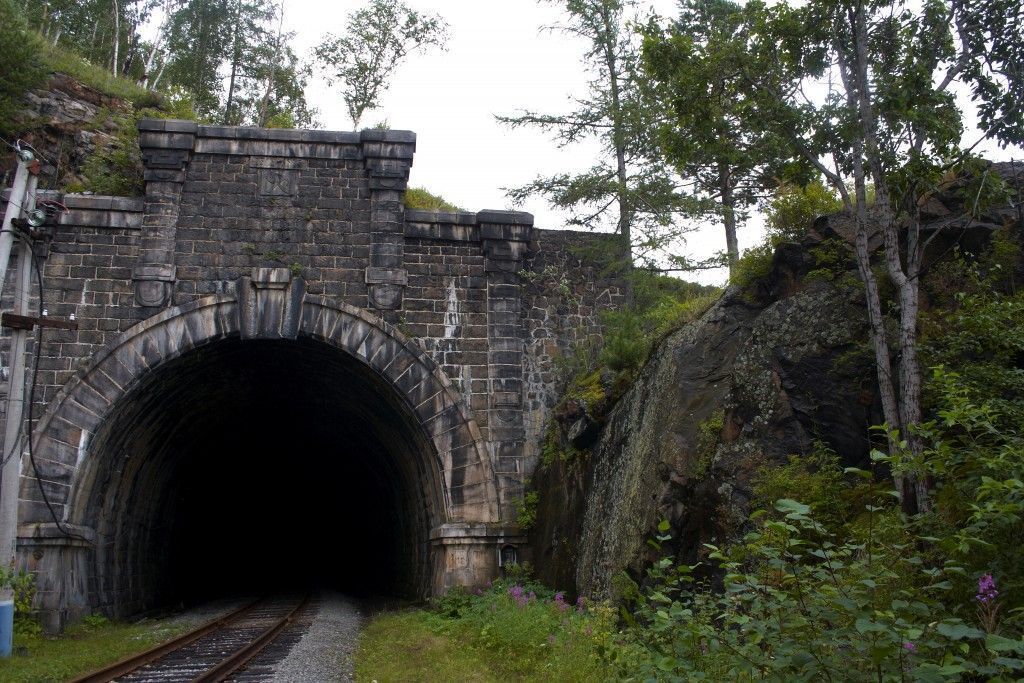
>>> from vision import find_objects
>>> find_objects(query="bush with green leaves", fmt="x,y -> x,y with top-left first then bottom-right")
443,576 -> 619,680
732,180 -> 844,290
598,271 -> 719,379
625,370 -> 1024,681
0,565 -> 39,636
765,180 -> 843,242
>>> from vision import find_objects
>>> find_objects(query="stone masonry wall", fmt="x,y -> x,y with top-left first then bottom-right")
2,120 -> 623,530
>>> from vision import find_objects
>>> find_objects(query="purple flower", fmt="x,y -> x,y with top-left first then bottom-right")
903,642 -> 916,653
554,592 -> 569,611
976,574 -> 999,604
548,633 -> 557,645
575,596 -> 586,612
509,585 -> 524,599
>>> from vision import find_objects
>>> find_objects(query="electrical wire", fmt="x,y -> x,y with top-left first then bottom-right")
25,236 -> 89,543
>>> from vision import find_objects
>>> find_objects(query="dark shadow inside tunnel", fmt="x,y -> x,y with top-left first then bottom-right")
75,336 -> 442,616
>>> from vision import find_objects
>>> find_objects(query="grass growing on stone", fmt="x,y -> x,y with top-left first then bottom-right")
0,617 -> 192,683
36,40 -> 163,109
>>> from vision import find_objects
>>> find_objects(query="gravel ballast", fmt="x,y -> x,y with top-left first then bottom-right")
270,592 -> 364,682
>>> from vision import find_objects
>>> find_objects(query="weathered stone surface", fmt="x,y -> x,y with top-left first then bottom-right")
0,116 -> 623,630
557,279 -> 877,600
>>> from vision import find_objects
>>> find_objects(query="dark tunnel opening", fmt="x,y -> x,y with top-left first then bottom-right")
76,336 -> 441,616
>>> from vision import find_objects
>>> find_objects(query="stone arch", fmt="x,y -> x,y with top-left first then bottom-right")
20,272 -> 507,625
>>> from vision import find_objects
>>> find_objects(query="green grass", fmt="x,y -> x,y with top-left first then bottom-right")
0,617 -> 192,682
354,589 -> 620,682
35,37 -> 163,108
356,611 -> 499,682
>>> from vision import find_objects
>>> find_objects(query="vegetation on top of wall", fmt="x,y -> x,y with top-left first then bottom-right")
403,186 -> 465,212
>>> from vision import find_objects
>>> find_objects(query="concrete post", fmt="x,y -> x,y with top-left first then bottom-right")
0,171 -> 39,656
0,158 -> 31,310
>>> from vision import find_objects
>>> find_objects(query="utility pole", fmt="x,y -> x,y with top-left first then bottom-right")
0,150 -> 35,288
0,152 -> 38,658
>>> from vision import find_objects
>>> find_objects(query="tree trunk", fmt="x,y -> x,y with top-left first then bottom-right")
152,57 -> 168,89
850,1 -> 928,513
223,0 -> 242,125
719,162 -> 738,275
257,5 -> 285,127
598,4 -> 631,271
111,0 -> 120,75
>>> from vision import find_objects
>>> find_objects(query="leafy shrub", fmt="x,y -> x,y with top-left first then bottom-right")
733,180 -> 843,290
0,565 -> 39,636
626,371 -> 1024,681
766,179 -> 842,241
597,271 -> 719,378
517,490 -> 539,530
921,291 -> 1024,433
731,241 -> 775,290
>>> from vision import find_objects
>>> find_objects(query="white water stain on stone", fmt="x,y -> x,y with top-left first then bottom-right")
76,429 -> 90,467
443,277 -> 462,339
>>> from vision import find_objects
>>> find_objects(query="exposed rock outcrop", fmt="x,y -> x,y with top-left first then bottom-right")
570,277 -> 878,598
3,73 -> 133,189
529,161 -> 1024,599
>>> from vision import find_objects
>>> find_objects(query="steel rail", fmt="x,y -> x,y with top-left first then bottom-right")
65,595 -> 297,683
193,593 -> 310,682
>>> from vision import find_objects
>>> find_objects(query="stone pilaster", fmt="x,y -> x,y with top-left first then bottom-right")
480,210 -> 533,515
133,119 -> 197,310
361,130 -> 415,312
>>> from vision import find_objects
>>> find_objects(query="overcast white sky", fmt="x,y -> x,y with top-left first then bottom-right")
280,0 -> 736,275
277,0 -> 1021,286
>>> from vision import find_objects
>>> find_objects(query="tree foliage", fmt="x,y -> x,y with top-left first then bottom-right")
313,0 -> 448,130
644,0 -> 1024,513
14,0 -> 314,127
500,0 -> 697,272
642,0 -> 799,274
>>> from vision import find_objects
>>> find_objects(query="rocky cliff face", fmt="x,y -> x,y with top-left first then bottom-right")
2,73 -> 135,189
573,277 -> 878,598
530,162 -> 1024,598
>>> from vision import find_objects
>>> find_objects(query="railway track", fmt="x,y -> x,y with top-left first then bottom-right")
69,594 -> 311,683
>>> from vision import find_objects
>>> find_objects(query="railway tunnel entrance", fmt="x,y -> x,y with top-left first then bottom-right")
84,336 -> 437,611
20,280 -> 510,627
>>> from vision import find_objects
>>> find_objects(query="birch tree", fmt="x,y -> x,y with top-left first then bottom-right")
313,0 -> 448,130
